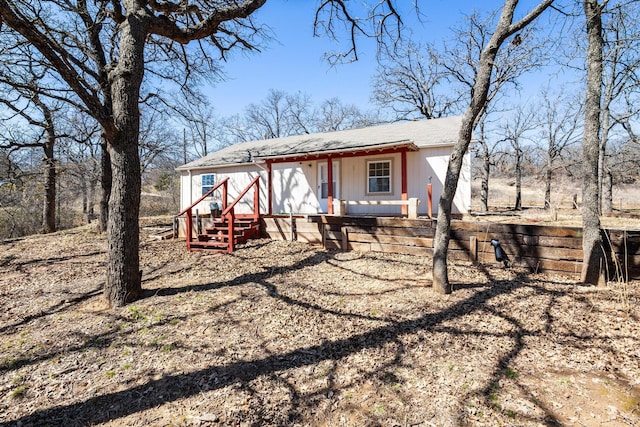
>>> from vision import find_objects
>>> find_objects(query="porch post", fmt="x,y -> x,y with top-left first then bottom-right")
267,161 -> 273,215
327,156 -> 334,214
401,151 -> 408,215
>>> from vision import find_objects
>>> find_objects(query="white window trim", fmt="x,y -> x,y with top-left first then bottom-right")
201,173 -> 215,197
366,159 -> 393,195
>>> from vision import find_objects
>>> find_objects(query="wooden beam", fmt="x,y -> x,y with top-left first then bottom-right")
401,151 -> 408,215
327,157 -> 334,214
267,161 -> 273,216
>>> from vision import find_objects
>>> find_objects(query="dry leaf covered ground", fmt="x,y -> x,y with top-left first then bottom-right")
1,219 -> 639,426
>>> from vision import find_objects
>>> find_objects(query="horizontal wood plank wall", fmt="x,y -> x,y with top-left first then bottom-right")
261,216 -> 640,279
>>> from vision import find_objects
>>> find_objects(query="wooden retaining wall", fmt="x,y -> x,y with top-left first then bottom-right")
261,215 -> 640,279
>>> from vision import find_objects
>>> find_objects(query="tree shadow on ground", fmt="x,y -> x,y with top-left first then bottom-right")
6,269 -> 573,426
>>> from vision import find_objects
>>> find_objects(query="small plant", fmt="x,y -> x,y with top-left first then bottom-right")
504,367 -> 519,379
11,384 -> 29,399
127,306 -> 146,321
487,383 -> 501,409
505,409 -> 516,419
105,370 -> 116,379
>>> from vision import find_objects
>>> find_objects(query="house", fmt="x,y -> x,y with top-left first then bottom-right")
177,116 -> 471,221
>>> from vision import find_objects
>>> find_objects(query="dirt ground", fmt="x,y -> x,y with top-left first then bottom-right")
0,219 -> 639,427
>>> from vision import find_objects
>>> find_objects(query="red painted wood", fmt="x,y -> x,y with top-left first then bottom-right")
327,157 -> 334,215
401,151 -> 408,215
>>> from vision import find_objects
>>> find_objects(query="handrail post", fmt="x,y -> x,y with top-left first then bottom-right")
227,209 -> 235,253
185,208 -> 193,251
222,179 -> 228,211
253,178 -> 260,220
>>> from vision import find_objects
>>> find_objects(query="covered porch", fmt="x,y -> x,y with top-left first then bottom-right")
259,140 -> 433,219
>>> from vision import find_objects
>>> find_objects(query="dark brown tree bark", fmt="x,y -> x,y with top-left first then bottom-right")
480,142 -> 491,213
0,0 -> 267,307
99,136 -> 111,233
581,0 -> 606,286
514,145 -> 523,210
42,136 -> 56,234
432,0 -> 554,294
101,13 -> 146,305
544,167 -> 552,209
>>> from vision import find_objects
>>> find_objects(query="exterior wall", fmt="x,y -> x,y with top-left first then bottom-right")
335,148 -> 471,216
271,162 -> 319,214
179,146 -> 471,217
179,165 -> 267,215
339,153 -> 403,215
409,146 -> 471,215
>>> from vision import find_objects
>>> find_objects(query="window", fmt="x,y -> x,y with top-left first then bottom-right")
367,160 -> 391,193
201,174 -> 215,196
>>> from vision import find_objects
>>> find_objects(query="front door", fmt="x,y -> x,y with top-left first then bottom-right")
318,160 -> 339,213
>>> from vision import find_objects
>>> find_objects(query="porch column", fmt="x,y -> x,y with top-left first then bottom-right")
327,156 -> 334,214
401,150 -> 408,215
267,161 -> 273,215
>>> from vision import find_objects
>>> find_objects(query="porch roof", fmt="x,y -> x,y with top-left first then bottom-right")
177,115 -> 462,171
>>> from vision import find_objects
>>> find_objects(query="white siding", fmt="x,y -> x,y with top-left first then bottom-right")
271,162 -> 319,214
340,154 -> 403,215
408,147 -> 471,215
180,165 -> 267,215
179,146 -> 471,217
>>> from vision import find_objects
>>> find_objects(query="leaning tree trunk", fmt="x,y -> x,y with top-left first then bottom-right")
581,0 -> 606,285
102,15 -> 146,307
432,0 -> 554,294
41,136 -> 56,233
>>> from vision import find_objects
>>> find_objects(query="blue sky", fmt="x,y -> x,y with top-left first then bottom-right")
205,0 -> 560,117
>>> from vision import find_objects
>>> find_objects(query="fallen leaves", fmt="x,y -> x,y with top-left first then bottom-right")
0,222 -> 638,426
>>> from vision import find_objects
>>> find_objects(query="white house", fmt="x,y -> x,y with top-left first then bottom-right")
177,116 -> 471,218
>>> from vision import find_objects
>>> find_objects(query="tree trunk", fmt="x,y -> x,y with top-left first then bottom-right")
514,148 -> 522,210
602,168 -> 612,213
41,137 -> 56,233
544,165 -> 552,209
581,0 -> 606,286
102,13 -> 146,307
480,143 -> 490,212
99,136 -> 111,233
432,0 -> 554,294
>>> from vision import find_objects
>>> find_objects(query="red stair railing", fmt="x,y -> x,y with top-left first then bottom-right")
177,177 -> 229,252
220,176 -> 260,253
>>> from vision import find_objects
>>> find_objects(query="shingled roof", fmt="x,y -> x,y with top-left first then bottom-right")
177,115 -> 462,171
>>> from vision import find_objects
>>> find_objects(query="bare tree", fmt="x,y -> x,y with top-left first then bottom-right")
432,0 -> 555,294
313,98 -> 378,132
0,63 -> 65,233
499,105 -> 537,210
372,41 -> 460,120
535,89 -> 583,209
475,113 -> 510,212
581,0 -> 606,285
599,2 -> 640,212
0,0 -> 268,307
241,89 -> 314,140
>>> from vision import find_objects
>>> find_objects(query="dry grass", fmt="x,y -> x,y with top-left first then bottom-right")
1,222 -> 639,426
